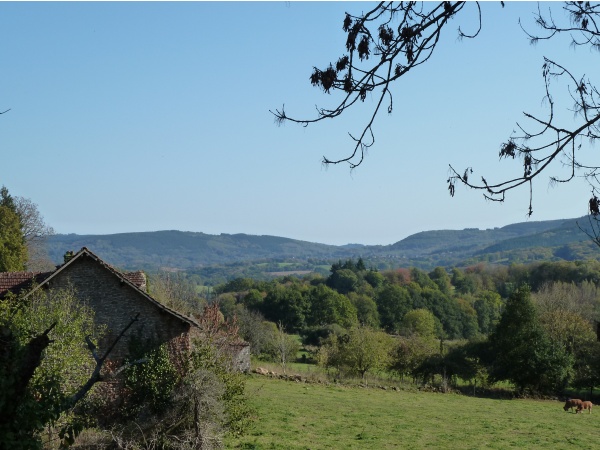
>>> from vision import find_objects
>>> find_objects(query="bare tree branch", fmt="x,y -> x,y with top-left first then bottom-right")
276,1 -> 600,246
271,1 -> 479,169
66,313 -> 140,408
448,13 -> 600,218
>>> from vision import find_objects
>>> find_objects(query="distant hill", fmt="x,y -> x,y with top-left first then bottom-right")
46,231 -> 352,271
386,218 -> 570,257
46,216 -> 600,273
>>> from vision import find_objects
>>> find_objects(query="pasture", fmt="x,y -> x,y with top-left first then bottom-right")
226,375 -> 600,449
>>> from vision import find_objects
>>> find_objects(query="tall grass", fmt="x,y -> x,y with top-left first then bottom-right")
226,376 -> 599,449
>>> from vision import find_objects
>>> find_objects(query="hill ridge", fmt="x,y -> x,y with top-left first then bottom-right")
45,216 -> 600,272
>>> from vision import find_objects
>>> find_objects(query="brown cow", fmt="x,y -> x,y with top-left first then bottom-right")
564,398 -> 583,412
576,401 -> 593,414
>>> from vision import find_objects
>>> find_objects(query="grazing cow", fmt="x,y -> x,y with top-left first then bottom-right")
576,401 -> 593,414
564,398 -> 583,412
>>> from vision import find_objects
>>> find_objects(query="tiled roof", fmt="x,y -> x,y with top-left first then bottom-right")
1,247 -> 198,328
0,267 -> 146,296
0,271 -> 53,297
122,271 -> 147,291
53,247 -> 199,327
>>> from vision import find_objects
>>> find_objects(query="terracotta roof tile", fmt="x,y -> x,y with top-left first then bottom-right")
0,271 -> 53,297
123,271 -> 147,291
2,247 -> 198,328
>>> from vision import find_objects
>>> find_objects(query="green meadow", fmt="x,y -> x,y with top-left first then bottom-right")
226,376 -> 600,450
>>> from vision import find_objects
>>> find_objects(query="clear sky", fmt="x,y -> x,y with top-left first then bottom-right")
1,2 -> 594,246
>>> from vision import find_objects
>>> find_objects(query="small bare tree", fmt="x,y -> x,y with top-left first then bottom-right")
150,271 -> 206,316
274,322 -> 300,375
14,195 -> 55,271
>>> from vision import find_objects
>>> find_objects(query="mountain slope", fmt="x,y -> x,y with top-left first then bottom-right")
45,217 -> 600,272
46,231 -> 351,270
385,218 -> 573,257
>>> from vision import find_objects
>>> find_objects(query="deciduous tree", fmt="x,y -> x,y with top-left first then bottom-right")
319,326 -> 395,381
14,196 -> 55,271
391,333 -> 438,381
261,283 -> 309,332
306,284 -> 358,328
347,292 -> 380,328
270,322 -> 300,375
488,285 -> 573,394
473,290 -> 503,335
401,308 -> 436,338
150,271 -> 206,316
375,284 -> 412,333
0,186 -> 55,271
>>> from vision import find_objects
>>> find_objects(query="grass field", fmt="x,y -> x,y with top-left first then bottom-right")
225,375 -> 600,449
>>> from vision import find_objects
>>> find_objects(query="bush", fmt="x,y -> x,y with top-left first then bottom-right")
121,342 -> 180,418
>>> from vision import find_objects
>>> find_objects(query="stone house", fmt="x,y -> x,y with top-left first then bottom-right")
0,247 -> 250,373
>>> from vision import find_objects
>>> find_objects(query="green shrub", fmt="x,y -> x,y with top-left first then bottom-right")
122,342 -> 179,417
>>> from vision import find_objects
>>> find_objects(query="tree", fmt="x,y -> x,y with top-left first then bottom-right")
456,298 -> 479,340
0,204 -> 27,272
418,287 -> 464,339
120,342 -> 248,449
531,281 -> 599,394
14,196 -> 55,271
234,304 -> 274,356
400,308 -> 436,338
533,286 -> 597,354
488,285 -> 573,394
347,292 -> 380,328
429,267 -> 452,296
451,268 -> 477,295
571,339 -> 600,397
149,271 -> 206,316
442,341 -> 490,394
0,186 -> 55,271
363,269 -> 384,289
160,368 -> 226,449
0,185 -> 16,211
216,293 -> 238,320
473,290 -> 503,335
216,277 -> 256,294
391,333 -> 438,382
375,284 -> 412,333
241,288 -> 264,311
448,2 -> 600,218
274,2 -> 600,236
410,268 -> 438,290
261,283 -> 309,332
319,325 -> 395,382
270,322 -> 300,375
306,284 -> 358,328
326,268 -> 359,294
532,280 -> 599,323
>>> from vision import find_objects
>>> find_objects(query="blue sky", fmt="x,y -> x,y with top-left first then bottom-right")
1,2 -> 595,246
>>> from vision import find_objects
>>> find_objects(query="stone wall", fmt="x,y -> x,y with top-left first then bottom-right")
46,254 -> 192,362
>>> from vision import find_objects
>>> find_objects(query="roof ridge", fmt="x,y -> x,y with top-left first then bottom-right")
70,247 -> 200,328
5,247 -> 200,328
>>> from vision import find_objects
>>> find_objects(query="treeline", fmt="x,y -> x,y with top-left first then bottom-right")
213,258 -> 600,394
216,259 -> 600,339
